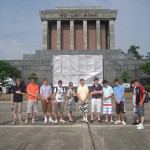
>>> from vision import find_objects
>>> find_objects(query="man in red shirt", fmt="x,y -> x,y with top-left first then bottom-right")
134,79 -> 146,130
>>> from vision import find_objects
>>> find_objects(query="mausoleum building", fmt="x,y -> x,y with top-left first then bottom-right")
40,7 -> 117,50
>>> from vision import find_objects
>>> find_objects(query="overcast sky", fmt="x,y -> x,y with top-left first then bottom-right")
0,0 -> 150,60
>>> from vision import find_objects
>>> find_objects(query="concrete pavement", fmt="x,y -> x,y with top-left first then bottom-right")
0,98 -> 150,150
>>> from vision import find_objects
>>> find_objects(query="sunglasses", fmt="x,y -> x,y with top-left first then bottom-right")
69,85 -> 73,86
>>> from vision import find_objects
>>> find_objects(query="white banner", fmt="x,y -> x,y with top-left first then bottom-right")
53,55 -> 103,86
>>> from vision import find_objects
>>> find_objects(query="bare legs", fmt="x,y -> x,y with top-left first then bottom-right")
68,112 -> 73,121
54,112 -> 63,120
91,112 -> 100,120
26,112 -> 36,121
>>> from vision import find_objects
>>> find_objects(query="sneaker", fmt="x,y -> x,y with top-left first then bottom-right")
122,121 -> 126,125
132,122 -> 138,125
32,119 -> 36,124
98,120 -> 102,123
133,120 -> 141,125
60,119 -> 66,123
11,120 -> 16,125
90,120 -> 93,123
136,123 -> 142,127
81,118 -> 86,122
110,120 -> 114,123
25,120 -> 28,125
44,119 -> 48,123
114,120 -> 121,124
19,120 -> 24,125
49,118 -> 55,123
85,118 -> 88,123
55,119 -> 58,124
69,119 -> 74,123
137,124 -> 144,130
105,120 -> 108,123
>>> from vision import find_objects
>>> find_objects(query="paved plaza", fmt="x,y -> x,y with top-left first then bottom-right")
0,95 -> 150,150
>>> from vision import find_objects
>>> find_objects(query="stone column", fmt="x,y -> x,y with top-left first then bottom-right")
42,21 -> 49,50
57,20 -> 61,50
83,20 -> 87,50
70,20 -> 74,50
109,20 -> 115,49
96,20 -> 101,50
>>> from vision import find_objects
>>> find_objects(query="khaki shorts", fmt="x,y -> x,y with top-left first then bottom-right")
14,102 -> 23,113
41,100 -> 52,113
27,100 -> 38,113
91,98 -> 101,113
55,102 -> 64,113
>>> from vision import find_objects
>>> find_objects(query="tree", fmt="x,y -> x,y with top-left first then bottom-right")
145,52 -> 150,59
28,72 -> 38,81
140,62 -> 150,75
0,60 -> 21,79
128,45 -> 144,59
0,60 -> 21,86
121,71 -> 130,83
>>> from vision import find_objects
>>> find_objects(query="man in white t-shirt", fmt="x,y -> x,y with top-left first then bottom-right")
54,80 -> 66,124
102,80 -> 114,123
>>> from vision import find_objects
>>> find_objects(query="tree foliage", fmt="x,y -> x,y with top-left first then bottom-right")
140,62 -> 150,75
121,71 -> 130,83
0,60 -> 21,79
128,45 -> 144,59
146,52 -> 150,59
28,72 -> 38,81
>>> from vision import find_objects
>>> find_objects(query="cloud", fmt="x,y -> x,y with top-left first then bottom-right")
10,39 -> 23,46
0,39 -> 36,60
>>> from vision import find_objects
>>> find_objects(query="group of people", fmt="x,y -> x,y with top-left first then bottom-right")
9,77 -> 146,130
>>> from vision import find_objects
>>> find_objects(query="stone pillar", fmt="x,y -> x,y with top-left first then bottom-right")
57,20 -> 61,50
96,20 -> 101,50
109,20 -> 115,49
70,20 -> 74,50
83,20 -> 87,50
42,21 -> 49,50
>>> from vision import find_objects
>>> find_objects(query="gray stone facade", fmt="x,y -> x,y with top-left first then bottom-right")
40,7 -> 117,20
4,49 -> 149,86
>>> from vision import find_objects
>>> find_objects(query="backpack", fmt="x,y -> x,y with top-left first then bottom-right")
144,91 -> 149,103
55,87 -> 65,93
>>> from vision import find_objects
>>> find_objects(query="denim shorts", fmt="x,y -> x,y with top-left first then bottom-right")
136,104 -> 144,117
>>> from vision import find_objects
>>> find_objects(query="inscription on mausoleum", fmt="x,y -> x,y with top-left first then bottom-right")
59,10 -> 97,18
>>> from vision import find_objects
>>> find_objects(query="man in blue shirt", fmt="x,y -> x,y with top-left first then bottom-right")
113,79 -> 126,125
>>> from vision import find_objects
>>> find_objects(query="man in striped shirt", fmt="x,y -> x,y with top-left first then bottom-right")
102,80 -> 114,123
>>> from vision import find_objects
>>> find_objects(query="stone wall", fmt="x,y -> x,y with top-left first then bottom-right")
4,49 -> 149,86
